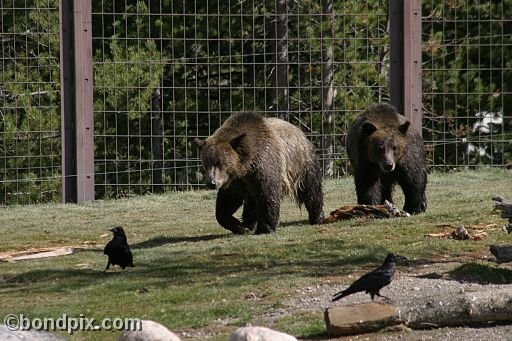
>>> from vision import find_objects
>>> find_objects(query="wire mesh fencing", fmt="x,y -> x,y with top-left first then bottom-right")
0,0 -> 61,204
0,0 -> 510,205
91,0 -> 389,198
422,1 -> 512,169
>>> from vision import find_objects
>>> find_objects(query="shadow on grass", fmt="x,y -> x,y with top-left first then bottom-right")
279,219 -> 310,227
0,237 -> 399,295
299,332 -> 330,340
448,262 -> 512,284
2,268 -> 112,293
131,233 -> 229,249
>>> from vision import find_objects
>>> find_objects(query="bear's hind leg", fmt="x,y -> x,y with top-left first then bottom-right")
216,188 -> 246,234
298,163 -> 324,224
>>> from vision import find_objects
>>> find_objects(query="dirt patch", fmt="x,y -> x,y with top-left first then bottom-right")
281,260 -> 512,340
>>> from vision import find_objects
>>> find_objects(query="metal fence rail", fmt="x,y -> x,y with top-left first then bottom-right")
0,0 -> 510,205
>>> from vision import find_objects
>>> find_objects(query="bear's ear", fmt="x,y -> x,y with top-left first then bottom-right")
193,138 -> 206,149
399,121 -> 411,135
362,122 -> 377,136
230,133 -> 247,154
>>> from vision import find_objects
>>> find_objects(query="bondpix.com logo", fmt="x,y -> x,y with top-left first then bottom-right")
3,313 -> 142,335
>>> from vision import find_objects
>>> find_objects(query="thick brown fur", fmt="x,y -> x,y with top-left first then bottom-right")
346,103 -> 427,214
194,112 -> 324,234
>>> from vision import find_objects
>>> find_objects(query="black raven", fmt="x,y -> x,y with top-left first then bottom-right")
332,253 -> 407,302
104,226 -> 134,272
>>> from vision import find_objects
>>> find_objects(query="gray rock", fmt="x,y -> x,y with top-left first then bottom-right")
229,326 -> 297,341
0,324 -> 67,341
118,320 -> 181,341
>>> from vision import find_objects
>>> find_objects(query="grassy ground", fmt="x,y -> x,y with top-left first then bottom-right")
0,169 -> 511,340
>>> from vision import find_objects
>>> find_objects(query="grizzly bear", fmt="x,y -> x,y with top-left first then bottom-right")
194,112 -> 324,234
346,103 -> 427,214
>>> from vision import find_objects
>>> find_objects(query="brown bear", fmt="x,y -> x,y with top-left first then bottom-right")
194,112 -> 324,234
346,103 -> 427,214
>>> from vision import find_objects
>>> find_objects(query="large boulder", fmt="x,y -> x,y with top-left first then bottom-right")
118,320 -> 181,341
0,324 -> 67,341
229,326 -> 297,341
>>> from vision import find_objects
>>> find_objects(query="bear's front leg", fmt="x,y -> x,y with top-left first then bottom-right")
216,188 -> 246,234
354,168 -> 383,205
397,168 -> 427,214
242,196 -> 258,234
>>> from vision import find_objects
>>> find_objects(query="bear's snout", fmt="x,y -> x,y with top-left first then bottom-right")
381,161 -> 395,173
206,176 -> 217,189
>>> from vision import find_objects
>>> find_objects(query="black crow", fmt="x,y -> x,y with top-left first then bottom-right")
104,226 -> 134,272
332,253 -> 407,302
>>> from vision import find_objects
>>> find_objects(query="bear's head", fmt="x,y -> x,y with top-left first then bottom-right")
363,120 -> 410,173
194,133 -> 248,190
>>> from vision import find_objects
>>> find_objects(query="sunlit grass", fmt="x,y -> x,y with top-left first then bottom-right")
0,169 -> 511,340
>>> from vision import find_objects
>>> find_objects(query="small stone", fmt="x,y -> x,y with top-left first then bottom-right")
244,292 -> 257,300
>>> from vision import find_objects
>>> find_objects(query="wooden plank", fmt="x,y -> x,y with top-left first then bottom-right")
0,246 -> 88,262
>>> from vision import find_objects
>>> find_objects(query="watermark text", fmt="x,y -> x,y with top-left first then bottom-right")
4,314 -> 142,335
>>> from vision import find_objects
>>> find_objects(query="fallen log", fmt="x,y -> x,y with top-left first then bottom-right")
324,302 -> 401,336
325,288 -> 512,337
322,201 -> 409,224
490,245 -> 512,263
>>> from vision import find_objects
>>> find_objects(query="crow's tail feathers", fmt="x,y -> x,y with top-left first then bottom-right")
331,290 -> 348,302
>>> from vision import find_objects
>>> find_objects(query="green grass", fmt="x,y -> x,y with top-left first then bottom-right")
1,169 -> 511,340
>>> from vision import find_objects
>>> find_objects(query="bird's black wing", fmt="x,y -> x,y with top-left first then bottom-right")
121,244 -> 134,265
360,266 -> 393,293
332,266 -> 393,301
104,239 -> 114,255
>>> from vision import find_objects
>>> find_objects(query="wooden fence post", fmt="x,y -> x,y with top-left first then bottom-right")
59,0 -> 95,203
389,0 -> 422,136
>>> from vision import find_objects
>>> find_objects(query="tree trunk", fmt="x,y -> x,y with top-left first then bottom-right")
321,0 -> 334,177
273,0 -> 289,120
325,288 -> 512,336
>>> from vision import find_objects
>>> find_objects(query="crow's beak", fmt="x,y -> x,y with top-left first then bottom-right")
109,228 -> 116,233
395,254 -> 409,264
